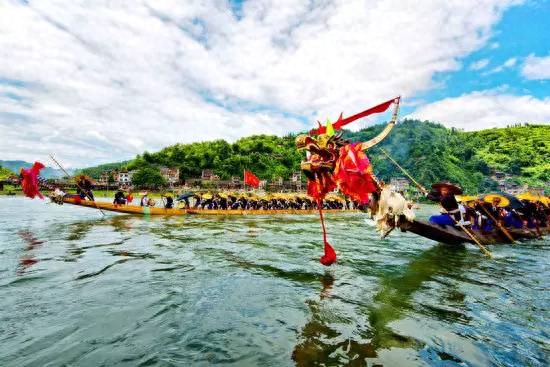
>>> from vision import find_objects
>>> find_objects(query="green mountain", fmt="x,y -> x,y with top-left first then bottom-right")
347,121 -> 549,193
79,121 -> 550,194
76,161 -> 130,178
0,160 -> 75,179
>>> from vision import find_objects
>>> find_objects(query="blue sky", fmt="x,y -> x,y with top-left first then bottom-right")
428,1 -> 549,99
0,0 -> 549,167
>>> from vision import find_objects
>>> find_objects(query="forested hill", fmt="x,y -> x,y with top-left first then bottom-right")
350,121 -> 549,193
79,121 -> 550,194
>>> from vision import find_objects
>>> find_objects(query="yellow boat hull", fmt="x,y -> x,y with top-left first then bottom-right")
62,197 -> 359,216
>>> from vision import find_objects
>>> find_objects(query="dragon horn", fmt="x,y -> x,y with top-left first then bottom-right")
359,96 -> 401,150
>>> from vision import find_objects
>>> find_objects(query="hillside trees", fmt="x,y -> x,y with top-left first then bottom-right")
78,121 -> 549,194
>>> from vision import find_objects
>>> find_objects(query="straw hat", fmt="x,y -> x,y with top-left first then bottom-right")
482,194 -> 510,207
455,195 -> 478,203
431,182 -> 463,195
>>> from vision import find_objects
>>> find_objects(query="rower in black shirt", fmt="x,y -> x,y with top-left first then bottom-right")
427,182 -> 462,225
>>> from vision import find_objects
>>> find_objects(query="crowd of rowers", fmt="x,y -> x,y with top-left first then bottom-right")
49,176 -> 549,226
111,189 -> 354,211
49,180 -> 356,211
426,182 -> 549,230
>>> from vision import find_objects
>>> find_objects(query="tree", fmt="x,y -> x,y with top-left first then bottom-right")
131,167 -> 167,189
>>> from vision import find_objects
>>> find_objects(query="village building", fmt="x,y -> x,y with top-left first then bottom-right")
160,167 -> 180,186
117,171 -> 133,185
389,177 -> 409,192
97,172 -> 111,187
201,169 -> 215,180
528,186 -> 545,196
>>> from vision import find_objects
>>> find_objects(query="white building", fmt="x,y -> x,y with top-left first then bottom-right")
117,171 -> 133,185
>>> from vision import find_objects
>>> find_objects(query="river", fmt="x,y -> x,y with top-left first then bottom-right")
0,197 -> 548,366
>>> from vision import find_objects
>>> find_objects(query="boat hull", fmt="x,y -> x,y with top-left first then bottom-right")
399,218 -> 548,245
61,197 -> 358,216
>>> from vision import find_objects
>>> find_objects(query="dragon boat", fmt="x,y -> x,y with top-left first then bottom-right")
398,218 -> 549,246
61,196 -> 359,216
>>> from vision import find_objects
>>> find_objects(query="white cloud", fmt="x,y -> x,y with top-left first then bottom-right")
484,57 -> 517,74
521,54 -> 550,80
407,90 -> 550,130
469,58 -> 490,70
0,0 -> 523,166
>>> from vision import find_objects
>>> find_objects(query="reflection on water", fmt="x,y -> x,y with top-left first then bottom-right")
17,230 -> 45,274
0,198 -> 548,366
292,246 -> 475,366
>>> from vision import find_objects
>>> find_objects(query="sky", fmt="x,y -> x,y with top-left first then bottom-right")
0,0 -> 549,167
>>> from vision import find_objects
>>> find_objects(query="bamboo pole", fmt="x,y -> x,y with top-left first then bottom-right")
49,154 -> 105,216
378,148 -> 492,258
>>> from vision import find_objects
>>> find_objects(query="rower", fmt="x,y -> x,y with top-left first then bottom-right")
164,195 -> 174,209
427,182 -> 462,226
113,188 -> 126,205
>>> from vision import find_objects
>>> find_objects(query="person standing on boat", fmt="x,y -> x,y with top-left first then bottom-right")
427,182 -> 462,226
113,188 -> 126,205
126,190 -> 133,205
76,175 -> 94,201
163,195 -> 174,209
140,191 -> 149,207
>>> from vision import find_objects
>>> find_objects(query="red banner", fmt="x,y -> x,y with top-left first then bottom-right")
309,97 -> 398,135
244,170 -> 260,188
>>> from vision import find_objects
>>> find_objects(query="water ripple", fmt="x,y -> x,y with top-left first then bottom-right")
0,198 -> 548,366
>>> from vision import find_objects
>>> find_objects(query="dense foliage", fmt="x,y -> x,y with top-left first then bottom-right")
0,165 -> 15,180
131,166 -> 167,189
126,135 -> 303,181
80,122 -> 550,194
354,121 -> 549,193
77,161 -> 129,179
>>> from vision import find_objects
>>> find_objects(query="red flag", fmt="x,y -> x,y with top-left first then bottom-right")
20,161 -> 45,199
244,170 -> 260,188
309,97 -> 398,135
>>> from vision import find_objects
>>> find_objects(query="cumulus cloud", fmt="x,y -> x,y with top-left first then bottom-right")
521,54 -> 550,80
407,90 -> 550,130
0,0 -> 523,166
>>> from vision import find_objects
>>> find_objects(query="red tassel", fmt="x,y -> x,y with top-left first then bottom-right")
317,199 -> 337,266
320,242 -> 337,266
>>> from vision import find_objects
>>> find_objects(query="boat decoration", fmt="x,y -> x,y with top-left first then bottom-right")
20,161 -> 46,199
296,97 -> 401,265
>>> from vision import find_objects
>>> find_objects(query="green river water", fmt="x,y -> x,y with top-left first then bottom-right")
0,197 -> 548,366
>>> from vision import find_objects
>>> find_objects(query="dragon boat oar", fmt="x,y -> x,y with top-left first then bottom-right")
474,200 -> 517,244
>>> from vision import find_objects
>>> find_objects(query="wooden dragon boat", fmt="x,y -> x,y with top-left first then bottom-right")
61,197 -> 359,216
399,218 -> 549,246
